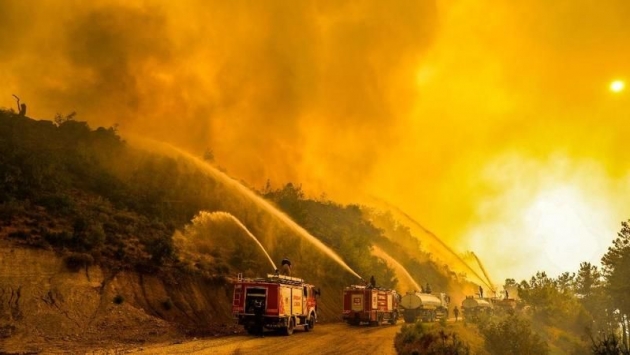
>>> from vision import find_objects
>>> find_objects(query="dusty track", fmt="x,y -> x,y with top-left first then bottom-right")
129,322 -> 401,355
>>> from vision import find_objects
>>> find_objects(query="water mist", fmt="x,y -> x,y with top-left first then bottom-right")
470,251 -> 495,289
370,196 -> 495,291
195,211 -> 278,272
371,245 -> 422,293
132,137 -> 363,280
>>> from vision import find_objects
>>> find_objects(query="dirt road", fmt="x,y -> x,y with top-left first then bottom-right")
129,322 -> 401,355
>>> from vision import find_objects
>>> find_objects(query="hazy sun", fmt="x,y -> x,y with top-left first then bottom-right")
610,80 -> 625,93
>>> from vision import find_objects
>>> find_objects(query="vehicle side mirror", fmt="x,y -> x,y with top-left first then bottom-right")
315,288 -> 321,297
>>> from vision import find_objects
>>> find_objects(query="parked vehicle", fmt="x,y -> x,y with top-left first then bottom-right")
399,291 -> 450,323
232,273 -> 319,335
343,284 -> 399,326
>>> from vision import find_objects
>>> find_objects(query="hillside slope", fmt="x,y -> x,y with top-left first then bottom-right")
0,110 -> 472,352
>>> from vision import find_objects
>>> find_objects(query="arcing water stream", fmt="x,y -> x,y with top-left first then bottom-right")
470,251 -> 495,289
370,196 -> 495,291
196,211 -> 278,271
371,245 -> 421,293
132,138 -> 363,280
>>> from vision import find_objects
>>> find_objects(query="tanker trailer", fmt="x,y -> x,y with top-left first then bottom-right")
461,296 -> 493,320
399,292 -> 449,323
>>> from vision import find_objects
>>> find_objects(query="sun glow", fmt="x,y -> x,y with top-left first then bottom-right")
610,80 -> 625,93
523,187 -> 601,273
464,154 -> 625,282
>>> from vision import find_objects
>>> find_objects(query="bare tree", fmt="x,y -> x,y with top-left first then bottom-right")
12,94 -> 26,116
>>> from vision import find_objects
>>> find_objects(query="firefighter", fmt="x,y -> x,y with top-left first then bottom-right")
253,299 -> 265,337
369,275 -> 376,288
479,286 -> 484,299
281,257 -> 292,276
454,306 -> 459,322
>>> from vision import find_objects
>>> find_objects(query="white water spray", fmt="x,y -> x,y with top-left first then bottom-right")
371,245 -> 421,293
131,137 -> 363,280
196,211 -> 277,271
369,196 -> 495,291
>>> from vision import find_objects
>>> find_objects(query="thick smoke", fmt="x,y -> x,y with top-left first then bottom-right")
2,0 -> 630,281
0,0 -> 437,194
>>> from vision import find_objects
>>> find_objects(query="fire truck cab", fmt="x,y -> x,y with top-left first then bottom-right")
233,273 -> 318,335
343,285 -> 399,326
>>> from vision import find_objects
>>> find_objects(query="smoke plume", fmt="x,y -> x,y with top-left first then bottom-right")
3,0 -> 630,281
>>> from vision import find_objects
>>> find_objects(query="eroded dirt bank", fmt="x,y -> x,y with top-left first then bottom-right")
0,240 -> 238,354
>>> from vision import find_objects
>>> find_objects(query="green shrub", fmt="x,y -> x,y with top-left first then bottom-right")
395,323 -> 470,355
479,313 -> 549,355
144,235 -> 174,265
83,223 -> 106,250
64,252 -> 94,272
35,194 -> 76,214
70,217 -> 106,252
0,201 -> 26,221
214,262 -> 230,275
8,230 -> 29,240
591,333 -> 630,355
44,230 -> 73,247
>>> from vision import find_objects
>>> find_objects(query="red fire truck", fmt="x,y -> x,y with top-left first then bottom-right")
343,285 -> 399,325
232,273 -> 319,335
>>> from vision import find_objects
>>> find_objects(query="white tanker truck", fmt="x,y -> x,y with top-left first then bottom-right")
461,296 -> 493,320
399,291 -> 450,323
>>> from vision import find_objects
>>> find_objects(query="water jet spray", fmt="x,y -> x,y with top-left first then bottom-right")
201,211 -> 278,271
369,196 -> 495,291
131,137 -> 363,280
470,251 -> 495,289
371,245 -> 422,292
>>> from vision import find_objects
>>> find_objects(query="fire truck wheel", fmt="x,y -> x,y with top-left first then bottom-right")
284,318 -> 295,336
304,314 -> 315,331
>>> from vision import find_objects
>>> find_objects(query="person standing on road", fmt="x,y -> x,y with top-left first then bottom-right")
454,306 -> 460,322
253,299 -> 265,337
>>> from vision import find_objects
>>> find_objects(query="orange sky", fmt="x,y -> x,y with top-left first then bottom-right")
1,0 -> 629,283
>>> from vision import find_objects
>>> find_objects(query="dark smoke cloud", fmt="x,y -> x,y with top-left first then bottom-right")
0,0 -> 437,193
3,0 -> 630,281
